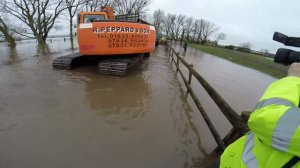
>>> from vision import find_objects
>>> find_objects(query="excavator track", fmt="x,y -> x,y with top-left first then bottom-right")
98,55 -> 145,76
52,53 -> 82,70
53,53 -> 147,76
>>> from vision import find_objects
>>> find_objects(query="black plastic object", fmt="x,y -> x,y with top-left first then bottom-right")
273,32 -> 300,65
274,48 -> 300,65
273,32 -> 300,47
273,32 -> 288,44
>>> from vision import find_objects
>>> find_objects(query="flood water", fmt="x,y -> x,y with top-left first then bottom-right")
0,39 -> 276,168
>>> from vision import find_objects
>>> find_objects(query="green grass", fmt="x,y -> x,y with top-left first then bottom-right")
190,44 -> 287,79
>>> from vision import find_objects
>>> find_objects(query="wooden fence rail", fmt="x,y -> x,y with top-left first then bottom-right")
166,43 -> 249,151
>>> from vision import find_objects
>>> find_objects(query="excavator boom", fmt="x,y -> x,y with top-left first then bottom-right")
100,6 -> 115,20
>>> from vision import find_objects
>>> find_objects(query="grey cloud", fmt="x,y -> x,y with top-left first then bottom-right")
150,0 -> 300,53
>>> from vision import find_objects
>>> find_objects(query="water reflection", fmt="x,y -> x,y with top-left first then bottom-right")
167,74 -> 210,167
0,41 -> 276,168
70,39 -> 75,50
84,71 -> 150,120
6,47 -> 19,65
168,43 -> 276,167
0,46 -> 23,66
36,43 -> 51,55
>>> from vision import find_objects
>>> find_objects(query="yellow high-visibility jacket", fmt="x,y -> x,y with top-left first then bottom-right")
220,76 -> 300,168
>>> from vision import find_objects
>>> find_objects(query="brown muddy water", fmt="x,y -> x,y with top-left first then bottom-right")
0,39 -> 276,168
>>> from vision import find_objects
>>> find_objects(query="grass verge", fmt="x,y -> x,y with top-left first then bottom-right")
190,44 -> 287,79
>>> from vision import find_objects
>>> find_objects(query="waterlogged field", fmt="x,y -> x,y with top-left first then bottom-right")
0,39 -> 275,168
190,44 -> 287,78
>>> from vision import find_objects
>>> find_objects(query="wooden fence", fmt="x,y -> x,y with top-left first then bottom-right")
166,43 -> 249,151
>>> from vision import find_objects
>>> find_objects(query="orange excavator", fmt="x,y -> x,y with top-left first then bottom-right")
52,6 -> 156,76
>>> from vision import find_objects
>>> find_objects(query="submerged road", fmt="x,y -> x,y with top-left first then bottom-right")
0,39 -> 275,168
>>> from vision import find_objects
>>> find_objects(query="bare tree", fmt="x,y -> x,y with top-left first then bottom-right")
84,0 -> 111,12
195,19 -> 205,44
214,32 -> 226,46
260,49 -> 269,54
201,20 -> 218,45
173,14 -> 185,41
239,42 -> 253,52
183,17 -> 194,42
260,49 -> 272,57
1,0 -> 67,44
65,0 -> 86,42
179,15 -> 186,44
191,19 -> 198,42
132,0 -> 150,14
151,9 -> 223,45
152,9 -> 165,34
113,0 -> 151,15
0,16 -> 16,47
164,13 -> 176,38
139,12 -> 151,23
0,3 -> 16,47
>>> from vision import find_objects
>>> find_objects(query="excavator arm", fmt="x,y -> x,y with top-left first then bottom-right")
100,6 -> 115,20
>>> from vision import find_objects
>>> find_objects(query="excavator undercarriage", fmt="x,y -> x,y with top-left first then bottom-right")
52,53 -> 148,76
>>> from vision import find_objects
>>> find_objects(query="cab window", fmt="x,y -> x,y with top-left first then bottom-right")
84,15 -> 105,23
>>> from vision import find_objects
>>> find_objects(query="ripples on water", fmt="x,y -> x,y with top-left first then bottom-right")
0,40 -> 218,168
170,42 -> 277,141
0,40 -> 278,168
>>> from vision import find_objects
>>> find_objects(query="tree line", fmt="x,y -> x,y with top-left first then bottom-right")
150,9 -> 261,52
0,0 -> 232,50
0,0 -> 260,53
151,9 -> 226,46
0,0 -> 150,47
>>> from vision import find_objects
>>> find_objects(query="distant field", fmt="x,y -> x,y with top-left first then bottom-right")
190,44 -> 287,79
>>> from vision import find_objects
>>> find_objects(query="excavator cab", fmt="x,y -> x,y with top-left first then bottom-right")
77,6 -> 115,24
78,12 -> 108,24
84,14 -> 106,23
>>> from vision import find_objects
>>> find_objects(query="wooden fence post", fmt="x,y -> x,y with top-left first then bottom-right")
176,53 -> 180,72
188,64 -> 193,85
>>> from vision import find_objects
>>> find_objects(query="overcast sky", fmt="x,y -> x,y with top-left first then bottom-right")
148,0 -> 300,53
